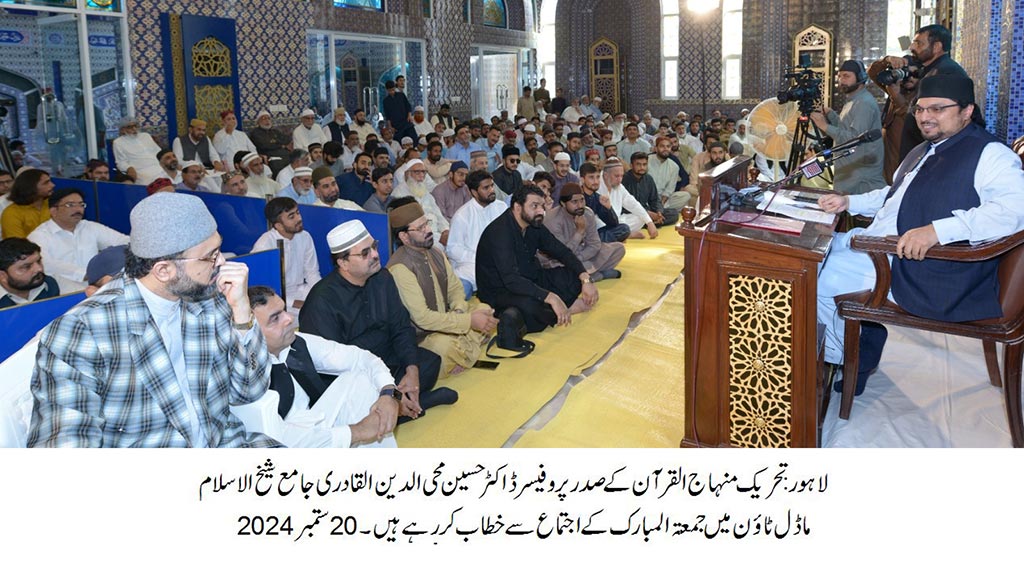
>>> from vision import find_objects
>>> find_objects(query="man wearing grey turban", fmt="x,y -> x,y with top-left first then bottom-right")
28,192 -> 279,447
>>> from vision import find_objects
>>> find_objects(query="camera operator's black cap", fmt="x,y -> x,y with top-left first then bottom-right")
918,74 -> 975,105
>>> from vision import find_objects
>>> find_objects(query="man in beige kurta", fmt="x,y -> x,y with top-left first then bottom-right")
541,182 -> 625,281
387,200 -> 497,376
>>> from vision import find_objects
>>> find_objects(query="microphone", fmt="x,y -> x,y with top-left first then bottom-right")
821,128 -> 882,156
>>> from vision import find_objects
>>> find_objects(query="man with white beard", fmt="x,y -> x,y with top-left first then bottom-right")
292,109 -> 329,152
392,159 -> 449,247
111,117 -> 164,185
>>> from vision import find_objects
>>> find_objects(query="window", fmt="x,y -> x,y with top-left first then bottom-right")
721,0 -> 742,99
422,0 -> 432,18
482,0 -> 508,28
332,0 -> 384,10
539,0 -> 557,87
886,0 -> 914,56
661,0 -> 679,99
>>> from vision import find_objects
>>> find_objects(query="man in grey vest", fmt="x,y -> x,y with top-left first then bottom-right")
172,118 -> 226,173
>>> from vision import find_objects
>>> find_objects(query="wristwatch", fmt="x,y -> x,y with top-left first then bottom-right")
232,311 -> 255,331
380,387 -> 402,402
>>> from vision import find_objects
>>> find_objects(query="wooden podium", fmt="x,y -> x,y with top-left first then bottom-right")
676,157 -> 837,448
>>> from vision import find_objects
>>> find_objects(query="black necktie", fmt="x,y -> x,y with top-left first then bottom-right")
269,363 -> 295,418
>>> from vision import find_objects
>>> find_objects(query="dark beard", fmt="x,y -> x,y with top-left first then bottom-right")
7,271 -> 45,292
168,264 -> 219,302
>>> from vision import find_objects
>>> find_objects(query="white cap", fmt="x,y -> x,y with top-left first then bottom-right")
524,124 -> 536,133
256,110 -> 271,119
300,109 -> 316,118
442,129 -> 455,138
593,96 -> 602,102
414,105 -> 425,112
292,166 -> 313,178
327,220 -> 371,254
181,160 -> 204,172
517,117 -> 527,125
400,137 -> 414,145
241,152 -> 261,167
553,152 -> 571,162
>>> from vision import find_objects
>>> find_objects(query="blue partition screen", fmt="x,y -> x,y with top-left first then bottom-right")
94,181 -> 147,235
297,203 -> 391,277
186,191 -> 268,256
0,292 -> 87,362
230,249 -> 282,295
52,178 -> 98,223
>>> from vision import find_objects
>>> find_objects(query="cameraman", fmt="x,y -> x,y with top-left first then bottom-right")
810,60 -> 885,195
868,60 -> 918,184
882,24 -> 967,161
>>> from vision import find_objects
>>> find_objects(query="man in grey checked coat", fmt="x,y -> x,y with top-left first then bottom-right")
28,192 -> 279,447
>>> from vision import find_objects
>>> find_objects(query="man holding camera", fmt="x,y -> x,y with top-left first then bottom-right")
869,60 -> 919,184
878,24 -> 967,162
810,60 -> 885,195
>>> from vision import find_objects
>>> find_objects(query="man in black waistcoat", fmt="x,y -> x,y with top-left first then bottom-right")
816,74 -> 1024,395
239,286 -> 399,448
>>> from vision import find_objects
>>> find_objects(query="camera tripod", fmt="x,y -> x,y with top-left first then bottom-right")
785,113 -> 832,184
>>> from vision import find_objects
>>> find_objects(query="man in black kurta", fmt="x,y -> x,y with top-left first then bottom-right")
476,185 -> 600,333
299,219 -> 455,420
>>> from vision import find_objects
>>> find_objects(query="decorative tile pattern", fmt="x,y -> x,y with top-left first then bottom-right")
1003,0 -> 1023,142
127,0 -> 536,129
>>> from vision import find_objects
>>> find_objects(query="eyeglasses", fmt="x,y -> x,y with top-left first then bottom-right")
57,201 -> 87,209
343,240 -> 379,260
407,219 -> 433,234
911,103 -> 960,116
508,158 -> 520,163
177,248 -> 222,264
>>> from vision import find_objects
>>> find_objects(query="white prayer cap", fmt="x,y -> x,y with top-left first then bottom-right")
442,129 -> 455,138
181,160 -> 204,172
300,108 -> 316,118
327,220 -> 371,254
256,110 -> 271,119
524,124 -> 536,133
414,105 -> 425,112
553,152 -> 571,162
292,166 -> 313,178
400,137 -> 414,145
602,113 -> 611,120
517,118 -> 527,125
595,121 -> 606,127
738,119 -> 750,127
593,96 -> 602,102
241,152 -> 261,167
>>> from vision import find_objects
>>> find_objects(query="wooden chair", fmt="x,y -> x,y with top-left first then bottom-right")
833,230 -> 1024,447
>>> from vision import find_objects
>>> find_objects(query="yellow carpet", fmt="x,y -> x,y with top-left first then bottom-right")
394,235 -> 685,447
513,279 -> 687,447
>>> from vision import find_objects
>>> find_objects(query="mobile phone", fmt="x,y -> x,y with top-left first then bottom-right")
473,360 -> 500,370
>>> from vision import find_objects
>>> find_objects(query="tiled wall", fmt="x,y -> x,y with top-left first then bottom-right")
127,0 -> 536,131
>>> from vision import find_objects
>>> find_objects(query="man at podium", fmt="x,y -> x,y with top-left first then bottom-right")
815,75 -> 1024,395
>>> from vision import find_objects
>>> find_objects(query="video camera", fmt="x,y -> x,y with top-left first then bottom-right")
876,55 -> 921,86
776,53 -> 823,115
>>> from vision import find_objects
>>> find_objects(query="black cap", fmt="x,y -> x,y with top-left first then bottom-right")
918,74 -> 975,105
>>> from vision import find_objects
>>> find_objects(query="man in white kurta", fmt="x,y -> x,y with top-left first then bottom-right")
598,158 -> 658,238
647,136 -> 692,213
27,188 -> 129,293
252,198 -> 321,312
212,111 -> 258,168
241,152 -> 280,199
292,109 -> 329,152
393,159 -> 449,246
446,169 -> 508,292
111,118 -> 164,185
230,288 -> 398,448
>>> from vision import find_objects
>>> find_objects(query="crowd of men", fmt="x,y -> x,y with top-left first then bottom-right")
6,23 -> 1024,446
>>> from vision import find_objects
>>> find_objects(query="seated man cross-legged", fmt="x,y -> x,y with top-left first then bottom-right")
299,220 -> 457,422
476,184 -> 599,333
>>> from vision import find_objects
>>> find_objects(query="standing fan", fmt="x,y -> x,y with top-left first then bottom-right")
745,98 -> 801,180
